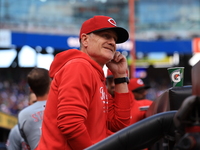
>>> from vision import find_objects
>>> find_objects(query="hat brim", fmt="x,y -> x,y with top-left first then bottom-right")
133,85 -> 151,92
92,27 -> 129,44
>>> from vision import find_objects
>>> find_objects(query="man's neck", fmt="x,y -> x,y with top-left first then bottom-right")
37,93 -> 48,101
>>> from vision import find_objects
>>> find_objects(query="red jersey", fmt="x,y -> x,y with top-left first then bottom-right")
36,49 -> 132,150
130,94 -> 153,124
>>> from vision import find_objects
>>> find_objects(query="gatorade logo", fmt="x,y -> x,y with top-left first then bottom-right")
171,71 -> 181,83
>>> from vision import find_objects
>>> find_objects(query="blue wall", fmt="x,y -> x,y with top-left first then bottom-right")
11,32 -> 192,54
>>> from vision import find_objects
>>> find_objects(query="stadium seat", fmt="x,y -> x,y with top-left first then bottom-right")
146,85 -> 192,117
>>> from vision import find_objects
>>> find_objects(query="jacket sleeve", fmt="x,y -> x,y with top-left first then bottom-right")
107,91 -> 132,132
6,125 -> 22,150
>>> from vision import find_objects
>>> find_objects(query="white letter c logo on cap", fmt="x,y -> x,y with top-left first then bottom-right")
108,18 -> 117,26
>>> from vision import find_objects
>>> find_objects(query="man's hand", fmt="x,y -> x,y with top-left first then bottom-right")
106,51 -> 128,78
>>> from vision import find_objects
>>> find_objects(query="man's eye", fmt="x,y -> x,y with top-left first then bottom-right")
103,34 -> 115,40
102,34 -> 109,38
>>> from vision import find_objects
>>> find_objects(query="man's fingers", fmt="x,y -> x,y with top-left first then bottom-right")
113,52 -> 125,62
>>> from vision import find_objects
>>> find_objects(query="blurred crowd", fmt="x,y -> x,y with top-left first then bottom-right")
0,79 -> 30,116
0,76 -> 170,116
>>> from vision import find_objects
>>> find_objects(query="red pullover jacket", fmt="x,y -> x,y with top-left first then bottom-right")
130,93 -> 153,124
36,49 -> 132,150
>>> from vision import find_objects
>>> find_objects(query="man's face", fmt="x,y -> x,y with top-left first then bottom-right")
84,29 -> 117,66
133,89 -> 147,100
28,92 -> 37,105
106,76 -> 115,97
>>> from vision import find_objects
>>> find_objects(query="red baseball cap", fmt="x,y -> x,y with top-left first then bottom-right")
128,78 -> 150,92
106,69 -> 113,78
106,69 -> 129,78
79,15 -> 129,44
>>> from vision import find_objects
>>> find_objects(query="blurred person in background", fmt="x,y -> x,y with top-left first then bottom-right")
128,78 -> 152,101
36,15 -> 131,150
18,68 -> 51,150
106,70 -> 153,124
6,92 -> 37,150
128,78 -> 153,123
106,69 -> 116,97
28,92 -> 37,105
106,72 -> 152,150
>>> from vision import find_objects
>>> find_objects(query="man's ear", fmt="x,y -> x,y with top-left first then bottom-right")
81,33 -> 89,47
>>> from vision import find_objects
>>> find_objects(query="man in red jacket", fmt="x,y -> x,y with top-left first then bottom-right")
128,78 -> 153,124
128,78 -> 151,101
36,15 -> 132,150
